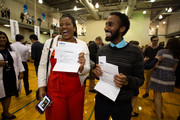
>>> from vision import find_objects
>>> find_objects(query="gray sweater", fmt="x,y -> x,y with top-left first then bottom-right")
97,43 -> 144,103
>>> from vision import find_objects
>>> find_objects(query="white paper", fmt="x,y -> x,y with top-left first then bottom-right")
99,56 -> 106,64
34,26 -> 40,40
94,57 -> 120,101
53,41 -> 82,73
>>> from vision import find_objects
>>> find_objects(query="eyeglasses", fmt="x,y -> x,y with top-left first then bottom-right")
152,40 -> 158,42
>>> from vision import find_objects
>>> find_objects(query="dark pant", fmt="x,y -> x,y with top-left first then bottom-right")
95,94 -> 132,120
22,62 -> 29,94
35,65 -> 38,76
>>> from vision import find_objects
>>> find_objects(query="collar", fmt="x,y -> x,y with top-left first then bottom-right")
110,37 -> 127,48
151,44 -> 159,49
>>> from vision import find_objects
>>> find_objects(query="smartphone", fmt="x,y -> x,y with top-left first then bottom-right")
35,94 -> 52,114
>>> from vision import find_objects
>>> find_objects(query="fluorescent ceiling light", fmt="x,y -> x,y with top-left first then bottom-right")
151,0 -> 155,2
159,15 -> 163,19
143,11 -> 146,14
74,6 -> 78,11
38,0 -> 43,4
4,24 -> 10,27
95,3 -> 99,8
168,7 -> 172,12
43,32 -> 47,34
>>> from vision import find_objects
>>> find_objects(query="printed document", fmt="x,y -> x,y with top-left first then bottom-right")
94,57 -> 120,101
53,41 -> 82,72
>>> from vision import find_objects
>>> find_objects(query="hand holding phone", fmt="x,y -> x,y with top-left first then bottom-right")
35,94 -> 52,114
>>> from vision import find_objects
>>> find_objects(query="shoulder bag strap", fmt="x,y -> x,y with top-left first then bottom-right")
46,38 -> 54,81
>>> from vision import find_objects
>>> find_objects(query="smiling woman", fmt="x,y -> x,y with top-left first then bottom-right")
38,13 -> 90,120
0,31 -> 24,120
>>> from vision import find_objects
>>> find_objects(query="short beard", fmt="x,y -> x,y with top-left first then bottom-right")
105,27 -> 120,42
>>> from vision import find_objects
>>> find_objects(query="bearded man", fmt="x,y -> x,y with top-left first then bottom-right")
94,12 -> 144,120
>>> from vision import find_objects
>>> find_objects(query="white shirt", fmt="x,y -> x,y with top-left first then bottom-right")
11,42 -> 29,62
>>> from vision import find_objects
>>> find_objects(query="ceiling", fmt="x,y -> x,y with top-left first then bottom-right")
43,0 -> 180,24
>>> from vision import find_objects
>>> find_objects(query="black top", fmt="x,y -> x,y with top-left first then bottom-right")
31,41 -> 44,67
143,45 -> 163,64
88,41 -> 99,63
97,43 -> 144,103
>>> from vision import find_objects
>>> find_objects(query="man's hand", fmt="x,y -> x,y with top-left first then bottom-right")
19,72 -> 24,79
114,73 -> 127,88
155,55 -> 163,61
93,64 -> 102,77
78,52 -> 85,73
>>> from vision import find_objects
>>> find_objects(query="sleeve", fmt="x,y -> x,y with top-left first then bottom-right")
144,58 -> 158,70
16,51 -> 25,72
38,40 -> 51,88
31,45 -> 35,60
157,49 -> 163,56
126,49 -> 145,88
78,42 -> 90,75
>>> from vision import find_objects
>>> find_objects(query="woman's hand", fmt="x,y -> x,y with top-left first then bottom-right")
0,60 -> 7,67
155,55 -> 163,61
19,72 -> 24,79
39,87 -> 46,101
93,64 -> 102,77
78,52 -> 85,73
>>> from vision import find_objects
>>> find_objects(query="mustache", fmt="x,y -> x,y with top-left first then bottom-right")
105,30 -> 112,33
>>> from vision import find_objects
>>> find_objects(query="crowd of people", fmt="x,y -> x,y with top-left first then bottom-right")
0,12 -> 179,120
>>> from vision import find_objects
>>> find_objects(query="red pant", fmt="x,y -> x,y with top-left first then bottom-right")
45,51 -> 84,120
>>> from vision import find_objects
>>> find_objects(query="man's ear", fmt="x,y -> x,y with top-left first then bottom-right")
120,26 -> 126,33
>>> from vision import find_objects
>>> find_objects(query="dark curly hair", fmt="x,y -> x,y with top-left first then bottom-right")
165,38 -> 180,59
0,31 -> 12,51
110,12 -> 130,36
60,13 -> 77,37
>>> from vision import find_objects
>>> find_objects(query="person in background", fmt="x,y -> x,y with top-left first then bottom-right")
88,36 -> 102,93
38,13 -> 90,120
29,34 -> 43,75
159,41 -> 165,48
149,38 -> 180,120
11,34 -> 32,96
142,35 -> 163,98
129,40 -> 140,117
0,31 -> 24,119
52,32 -> 58,38
20,12 -> 25,22
94,12 -> 144,120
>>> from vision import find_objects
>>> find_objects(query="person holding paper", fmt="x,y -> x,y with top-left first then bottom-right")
94,12 -> 144,120
38,13 -> 90,120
